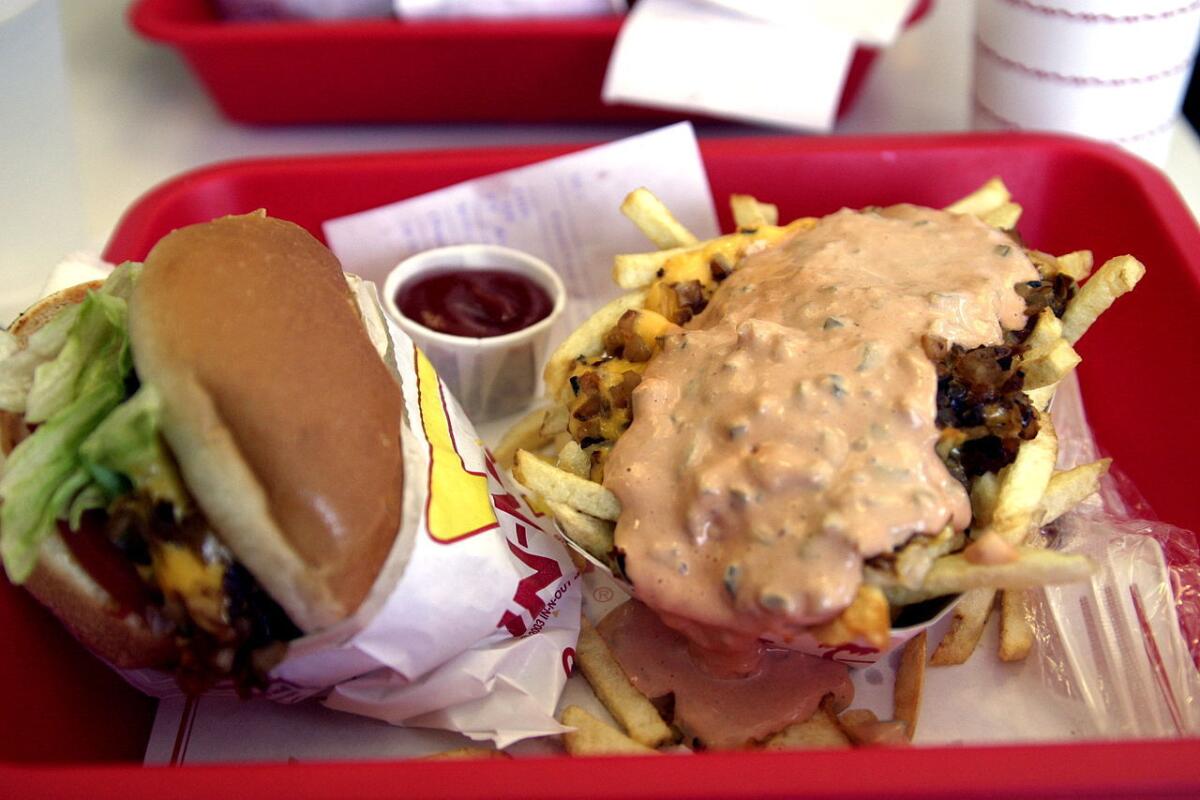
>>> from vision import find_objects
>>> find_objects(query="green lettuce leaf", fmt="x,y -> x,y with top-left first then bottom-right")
80,384 -> 188,511
0,290 -> 132,582
97,262 -> 140,302
0,263 -> 138,417
66,483 -> 109,530
0,305 -> 80,414
24,263 -> 139,425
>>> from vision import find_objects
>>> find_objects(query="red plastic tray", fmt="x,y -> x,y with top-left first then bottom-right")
2,132 -> 1199,797
128,0 -> 930,124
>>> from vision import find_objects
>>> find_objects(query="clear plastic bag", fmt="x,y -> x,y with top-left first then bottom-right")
1029,375 -> 1200,737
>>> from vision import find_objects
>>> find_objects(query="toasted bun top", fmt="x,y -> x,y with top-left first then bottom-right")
129,213 -> 404,631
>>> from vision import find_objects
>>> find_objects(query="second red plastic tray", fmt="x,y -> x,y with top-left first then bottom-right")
129,0 -> 931,124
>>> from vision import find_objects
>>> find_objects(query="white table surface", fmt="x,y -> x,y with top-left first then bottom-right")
3,0 -> 1198,323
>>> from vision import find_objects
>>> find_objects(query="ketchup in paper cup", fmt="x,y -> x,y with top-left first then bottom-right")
383,244 -> 566,422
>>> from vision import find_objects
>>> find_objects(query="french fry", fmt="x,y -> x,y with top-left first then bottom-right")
730,194 -> 778,229
493,406 -> 550,470
556,440 -> 591,479
810,585 -> 890,650
1026,248 -> 1093,282
836,709 -> 908,746
999,480 -> 1050,666
1020,338 -> 1082,390
547,500 -> 616,566
514,449 -> 621,520
612,220 -> 815,290
838,708 -> 878,729
612,246 -> 693,289
1054,250 -> 1094,282
1025,250 -> 1059,278
1062,255 -> 1146,344
978,413 -> 1058,546
894,526 -> 962,589
613,231 -> 760,290
945,177 -> 1011,216
893,630 -> 927,740
763,698 -> 850,750
575,617 -> 675,748
1039,459 -> 1111,526
1025,381 -> 1058,412
930,587 -> 997,666
1022,308 -> 1064,352
998,588 -> 1035,662
621,188 -> 699,250
876,543 -> 1094,607
996,443 -> 1089,662
909,548 -> 1093,603
560,705 -> 658,756
543,290 -> 646,395
836,708 -> 881,744
757,202 -> 780,227
1028,249 -> 1095,281
980,202 -> 1022,230
540,403 -> 569,437
993,438 -> 1064,666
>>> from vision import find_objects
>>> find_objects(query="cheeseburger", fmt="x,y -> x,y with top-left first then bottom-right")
0,213 -> 404,692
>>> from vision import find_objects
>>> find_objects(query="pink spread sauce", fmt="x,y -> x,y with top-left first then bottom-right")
597,600 -> 853,749
603,204 -> 1036,676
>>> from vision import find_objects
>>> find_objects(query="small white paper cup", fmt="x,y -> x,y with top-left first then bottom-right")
382,244 -> 566,422
973,0 -> 1200,166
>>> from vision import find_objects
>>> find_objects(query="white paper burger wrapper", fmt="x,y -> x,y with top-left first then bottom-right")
45,257 -> 582,748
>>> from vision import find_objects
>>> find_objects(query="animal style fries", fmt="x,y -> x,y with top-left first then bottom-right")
506,180 -> 1143,753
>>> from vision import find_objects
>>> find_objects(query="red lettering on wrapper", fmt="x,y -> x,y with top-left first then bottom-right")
496,527 -> 565,637
820,642 -> 880,666
562,647 -> 576,677
497,609 -> 528,638
508,530 -> 563,614
484,447 -> 579,639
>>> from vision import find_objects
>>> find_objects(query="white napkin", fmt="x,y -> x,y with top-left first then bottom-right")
698,0 -> 916,46
603,0 -> 916,131
40,252 -> 112,294
323,122 -> 719,345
